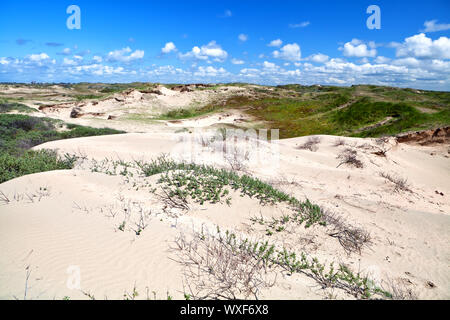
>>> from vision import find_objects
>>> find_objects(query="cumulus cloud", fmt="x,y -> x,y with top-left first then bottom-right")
28,53 -> 50,62
194,66 -> 228,77
60,48 -> 72,55
422,20 -> 450,33
0,57 -> 10,65
307,53 -> 329,63
374,56 -> 391,64
231,58 -> 245,65
107,47 -> 144,62
178,41 -> 228,62
93,55 -> 103,63
238,34 -> 248,42
68,64 -> 126,76
268,39 -> 283,47
161,42 -> 176,54
63,57 -> 77,65
395,33 -> 450,59
263,61 -> 279,70
273,43 -> 301,61
341,39 -> 377,57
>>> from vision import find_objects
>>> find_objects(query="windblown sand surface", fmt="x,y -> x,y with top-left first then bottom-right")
1,129 -> 449,299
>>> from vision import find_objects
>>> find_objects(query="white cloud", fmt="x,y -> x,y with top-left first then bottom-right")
161,42 -> 176,54
69,64 -> 126,76
238,34 -> 248,42
147,65 -> 186,76
341,39 -> 377,57
374,56 -> 391,64
239,68 -> 260,76
392,57 -> 421,67
194,66 -> 228,77
62,48 -> 71,55
93,55 -> 103,63
63,58 -> 77,65
268,39 -> 283,47
231,58 -> 245,65
107,47 -> 144,62
422,20 -> 450,33
396,33 -> 450,59
289,21 -> 310,28
273,43 -> 301,61
308,53 -> 329,63
179,41 -> 228,62
263,61 -> 278,70
0,57 -> 10,65
28,53 -> 50,61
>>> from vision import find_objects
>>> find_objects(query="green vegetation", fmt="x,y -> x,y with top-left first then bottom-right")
135,156 -> 326,227
205,85 -> 449,139
0,114 -> 125,183
158,103 -> 223,120
222,231 -> 391,299
0,100 -> 35,113
75,94 -> 103,101
1,82 -> 448,139
0,150 -> 77,184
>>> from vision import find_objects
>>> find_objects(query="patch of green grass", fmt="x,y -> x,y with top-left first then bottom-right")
135,155 -> 326,227
157,104 -> 223,120
0,114 -> 125,183
211,86 -> 448,138
0,100 -> 35,113
74,94 -> 103,101
0,150 -> 76,184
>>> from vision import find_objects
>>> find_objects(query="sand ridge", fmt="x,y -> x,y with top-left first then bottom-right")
0,131 -> 449,299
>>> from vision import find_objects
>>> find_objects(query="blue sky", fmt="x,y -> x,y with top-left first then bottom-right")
0,0 -> 449,90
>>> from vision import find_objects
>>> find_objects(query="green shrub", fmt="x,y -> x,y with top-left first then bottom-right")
0,150 -> 75,183
0,100 -> 35,113
0,114 -> 125,183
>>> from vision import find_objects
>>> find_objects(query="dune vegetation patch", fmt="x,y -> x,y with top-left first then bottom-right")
188,85 -> 449,139
0,114 -> 125,183
0,100 -> 35,113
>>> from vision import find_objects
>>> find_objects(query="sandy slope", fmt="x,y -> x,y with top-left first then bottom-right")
0,131 -> 449,300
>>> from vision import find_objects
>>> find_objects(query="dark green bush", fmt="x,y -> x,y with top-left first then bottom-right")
0,150 -> 75,183
0,114 -> 125,183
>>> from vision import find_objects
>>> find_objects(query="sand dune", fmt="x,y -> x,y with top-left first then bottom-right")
1,131 -> 449,299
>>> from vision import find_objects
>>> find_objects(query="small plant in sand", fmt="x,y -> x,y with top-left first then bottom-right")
325,211 -> 371,255
94,155 -> 328,228
336,148 -> 363,168
297,136 -> 321,152
118,220 -> 126,232
379,172 -> 411,193
174,227 -> 391,300
333,138 -> 347,147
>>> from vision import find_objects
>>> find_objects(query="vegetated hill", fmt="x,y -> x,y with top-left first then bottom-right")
188,84 -> 449,139
1,82 -> 449,139
0,113 -> 125,183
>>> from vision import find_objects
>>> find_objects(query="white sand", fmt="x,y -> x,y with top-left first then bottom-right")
0,130 -> 448,300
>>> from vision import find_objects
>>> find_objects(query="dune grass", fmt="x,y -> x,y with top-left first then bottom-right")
0,114 -> 125,183
207,86 -> 449,139
0,100 -> 35,113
